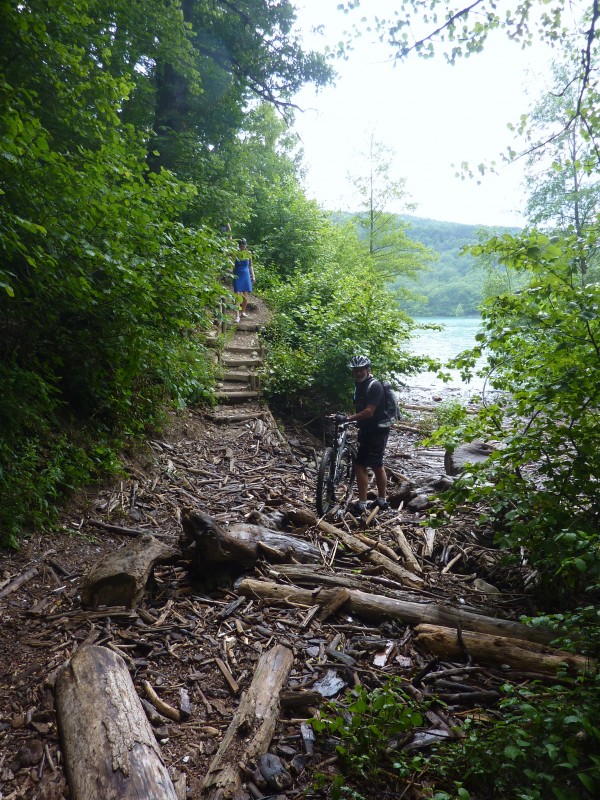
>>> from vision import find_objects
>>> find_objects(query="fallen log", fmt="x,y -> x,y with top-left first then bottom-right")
317,518 -> 424,590
207,411 -> 267,424
0,566 -> 38,598
86,519 -> 169,538
237,578 -> 556,645
55,645 -> 178,800
201,644 -> 294,799
265,563 -> 421,599
81,533 -> 178,609
393,526 -> 422,574
414,624 -> 594,675
181,508 -> 320,574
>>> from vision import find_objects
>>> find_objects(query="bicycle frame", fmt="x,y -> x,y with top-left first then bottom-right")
315,420 -> 357,516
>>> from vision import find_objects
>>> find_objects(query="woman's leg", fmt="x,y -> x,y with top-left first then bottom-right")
234,292 -> 242,320
240,293 -> 249,314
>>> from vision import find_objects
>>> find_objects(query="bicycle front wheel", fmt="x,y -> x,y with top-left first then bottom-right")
316,445 -> 355,516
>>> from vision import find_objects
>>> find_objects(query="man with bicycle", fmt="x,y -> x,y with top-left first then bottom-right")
336,355 -> 390,517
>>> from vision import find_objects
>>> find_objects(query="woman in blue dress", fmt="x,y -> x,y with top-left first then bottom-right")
233,238 -> 255,323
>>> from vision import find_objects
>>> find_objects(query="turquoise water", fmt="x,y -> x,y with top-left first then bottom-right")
404,317 -> 485,398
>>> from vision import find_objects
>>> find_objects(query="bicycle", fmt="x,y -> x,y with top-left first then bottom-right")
316,418 -> 357,516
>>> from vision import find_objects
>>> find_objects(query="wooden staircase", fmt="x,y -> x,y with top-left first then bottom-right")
212,309 -> 265,402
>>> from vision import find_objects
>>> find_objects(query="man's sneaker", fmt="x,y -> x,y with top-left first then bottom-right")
347,501 -> 367,518
367,498 -> 389,511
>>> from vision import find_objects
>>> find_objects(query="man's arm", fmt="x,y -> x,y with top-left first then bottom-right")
346,403 -> 377,423
347,380 -> 382,422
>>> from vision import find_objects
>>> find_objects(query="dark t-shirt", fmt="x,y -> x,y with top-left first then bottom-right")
354,376 -> 386,432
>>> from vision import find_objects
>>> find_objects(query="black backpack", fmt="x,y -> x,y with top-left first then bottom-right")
363,377 -> 399,427
380,380 -> 400,426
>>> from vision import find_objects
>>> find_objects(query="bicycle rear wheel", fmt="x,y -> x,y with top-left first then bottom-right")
316,445 -> 355,516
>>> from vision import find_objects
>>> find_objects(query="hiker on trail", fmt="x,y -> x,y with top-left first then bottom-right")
335,355 -> 391,517
233,238 -> 255,323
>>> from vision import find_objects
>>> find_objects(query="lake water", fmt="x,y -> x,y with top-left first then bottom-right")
403,317 -> 486,401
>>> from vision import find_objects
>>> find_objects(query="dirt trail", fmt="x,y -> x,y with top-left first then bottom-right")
0,301 -> 541,800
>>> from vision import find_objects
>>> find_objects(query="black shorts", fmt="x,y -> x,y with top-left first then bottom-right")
356,427 -> 389,469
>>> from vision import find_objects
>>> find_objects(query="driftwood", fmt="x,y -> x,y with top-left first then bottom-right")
81,533 -> 178,609
87,518 -> 170,538
181,508 -> 320,573
0,566 -> 38,598
414,624 -> 594,675
237,578 -> 556,645
143,680 -> 182,722
201,644 -> 294,799
317,518 -> 424,589
55,645 -> 178,800
393,526 -> 422,573
266,563 -> 422,598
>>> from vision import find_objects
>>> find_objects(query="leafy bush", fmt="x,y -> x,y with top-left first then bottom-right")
428,677 -> 600,800
310,671 -> 600,800
310,679 -> 425,799
419,398 -> 468,439
261,225 -> 428,416
425,231 -> 600,605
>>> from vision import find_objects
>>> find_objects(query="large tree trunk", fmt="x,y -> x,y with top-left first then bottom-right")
201,644 -> 294,799
81,533 -> 178,609
414,624 -> 593,675
237,578 -> 556,645
55,645 -> 178,800
181,508 -> 320,575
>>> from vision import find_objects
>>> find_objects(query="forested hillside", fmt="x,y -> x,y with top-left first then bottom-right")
334,211 -> 520,315
398,215 -> 520,315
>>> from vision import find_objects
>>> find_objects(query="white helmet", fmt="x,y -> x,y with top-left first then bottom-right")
347,355 -> 371,369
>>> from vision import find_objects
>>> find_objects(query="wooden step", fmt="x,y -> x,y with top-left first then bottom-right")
215,390 -> 261,402
222,369 -> 257,381
225,345 -> 263,354
225,322 -> 260,332
222,357 -> 262,368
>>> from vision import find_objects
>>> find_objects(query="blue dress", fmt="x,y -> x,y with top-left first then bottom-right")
233,251 -> 253,293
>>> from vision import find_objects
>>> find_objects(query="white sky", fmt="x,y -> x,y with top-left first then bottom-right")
291,0 -> 554,227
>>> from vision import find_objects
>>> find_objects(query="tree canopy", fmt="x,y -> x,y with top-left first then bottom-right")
0,0 -> 334,543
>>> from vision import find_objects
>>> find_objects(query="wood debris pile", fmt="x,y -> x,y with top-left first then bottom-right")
0,403 -> 588,800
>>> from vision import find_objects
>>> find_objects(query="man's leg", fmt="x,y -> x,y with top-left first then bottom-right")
373,465 -> 387,499
355,463 -> 369,502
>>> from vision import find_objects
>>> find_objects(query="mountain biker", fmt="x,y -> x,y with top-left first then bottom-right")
335,355 -> 390,516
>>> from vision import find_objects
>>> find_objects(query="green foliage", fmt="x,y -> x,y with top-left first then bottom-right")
0,0 -> 333,544
420,398 -> 468,440
521,57 -> 600,283
0,362 -> 124,547
427,677 -> 600,800
425,230 -> 600,605
347,137 -> 437,281
261,224 -> 426,416
310,678 -> 425,799
235,105 -> 333,279
309,668 -> 600,800
333,212 -> 520,315
375,0 -> 590,64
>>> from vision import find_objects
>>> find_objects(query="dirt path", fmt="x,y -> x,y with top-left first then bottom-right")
0,303 -> 539,800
